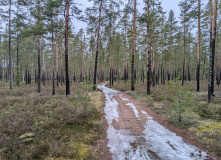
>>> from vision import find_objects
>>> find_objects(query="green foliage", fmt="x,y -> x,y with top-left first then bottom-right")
167,81 -> 198,123
198,103 -> 221,120
126,91 -> 147,99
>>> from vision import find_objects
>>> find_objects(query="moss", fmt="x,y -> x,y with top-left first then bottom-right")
197,122 -> 221,134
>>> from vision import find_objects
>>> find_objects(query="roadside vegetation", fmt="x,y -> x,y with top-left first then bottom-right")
0,82 -> 103,160
108,80 -> 221,158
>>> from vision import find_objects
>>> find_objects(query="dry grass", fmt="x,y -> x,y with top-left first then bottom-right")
0,81 -> 102,160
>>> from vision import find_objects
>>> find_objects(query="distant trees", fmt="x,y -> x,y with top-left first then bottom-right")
0,0 -> 220,103
179,0 -> 196,86
167,10 -> 178,82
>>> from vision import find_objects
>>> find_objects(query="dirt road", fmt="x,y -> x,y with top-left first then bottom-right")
98,83 -> 211,160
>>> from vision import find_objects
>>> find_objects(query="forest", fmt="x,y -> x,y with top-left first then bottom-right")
0,0 -> 221,159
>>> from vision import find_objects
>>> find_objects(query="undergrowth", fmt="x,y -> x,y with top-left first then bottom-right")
0,82 -> 102,160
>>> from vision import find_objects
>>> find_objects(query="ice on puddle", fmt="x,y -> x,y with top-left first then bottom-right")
143,119 -> 208,160
98,84 -> 209,160
98,84 -> 119,123
141,110 -> 148,115
120,96 -> 129,101
126,103 -> 140,119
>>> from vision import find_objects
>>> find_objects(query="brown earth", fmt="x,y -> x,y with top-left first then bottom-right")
96,86 -> 220,160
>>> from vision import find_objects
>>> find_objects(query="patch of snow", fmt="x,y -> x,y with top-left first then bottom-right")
99,84 -> 209,160
107,125 -> 152,160
141,110 -> 148,115
120,96 -> 129,101
148,116 -> 153,120
143,118 -> 208,160
98,84 -> 119,123
126,103 -> 140,119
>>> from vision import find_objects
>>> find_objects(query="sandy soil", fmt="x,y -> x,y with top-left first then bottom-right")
97,83 -> 218,160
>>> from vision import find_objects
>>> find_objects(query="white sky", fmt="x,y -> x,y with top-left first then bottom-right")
72,0 -> 180,32
0,0 -> 180,34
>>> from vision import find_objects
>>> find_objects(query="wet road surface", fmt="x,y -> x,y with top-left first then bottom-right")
98,84 -> 210,160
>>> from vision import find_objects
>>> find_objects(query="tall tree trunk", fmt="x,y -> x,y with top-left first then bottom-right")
197,0 -> 201,91
109,67 -> 112,86
152,3 -> 156,87
182,20 -> 186,86
9,0 -> 13,90
56,34 -> 59,87
169,44 -> 172,81
124,25 -> 127,84
93,0 -> 102,90
81,40 -> 86,82
208,0 -> 218,102
37,0 -> 41,93
65,0 -> 70,95
147,0 -> 151,94
60,38 -> 63,86
52,29 -> 55,95
37,35 -> 41,93
131,0 -> 136,91
42,36 -> 46,86
16,42 -> 19,86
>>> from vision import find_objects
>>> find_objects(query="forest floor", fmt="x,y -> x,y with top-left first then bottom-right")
0,81 -> 104,160
104,80 -> 221,159
1,80 -> 221,160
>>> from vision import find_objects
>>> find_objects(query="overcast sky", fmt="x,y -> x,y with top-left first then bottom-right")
0,0 -> 180,34
72,0 -> 180,32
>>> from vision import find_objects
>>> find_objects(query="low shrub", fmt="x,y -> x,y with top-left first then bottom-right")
0,84 -> 101,160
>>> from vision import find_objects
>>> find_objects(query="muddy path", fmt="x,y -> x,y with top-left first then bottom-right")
97,83 -> 214,160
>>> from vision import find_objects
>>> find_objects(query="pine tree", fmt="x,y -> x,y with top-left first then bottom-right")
92,0 -> 102,90
167,10 -> 178,81
179,0 -> 196,85
197,0 -> 201,91
208,0 -> 218,102
131,0 -> 136,91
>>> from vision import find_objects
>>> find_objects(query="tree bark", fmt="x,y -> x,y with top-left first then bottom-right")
52,29 -> 55,95
37,35 -> 41,93
208,0 -> 218,102
93,0 -> 102,90
131,0 -> 136,91
182,17 -> 186,86
197,0 -> 201,91
9,0 -> 13,90
147,0 -> 151,94
42,37 -> 46,86
16,42 -> 19,86
152,2 -> 156,87
60,38 -> 63,86
65,0 -> 70,95
124,25 -> 127,84
56,34 -> 59,87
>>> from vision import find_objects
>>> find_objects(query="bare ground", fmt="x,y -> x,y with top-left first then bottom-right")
96,84 -> 220,160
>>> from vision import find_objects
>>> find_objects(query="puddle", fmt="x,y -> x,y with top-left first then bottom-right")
98,84 -> 210,160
